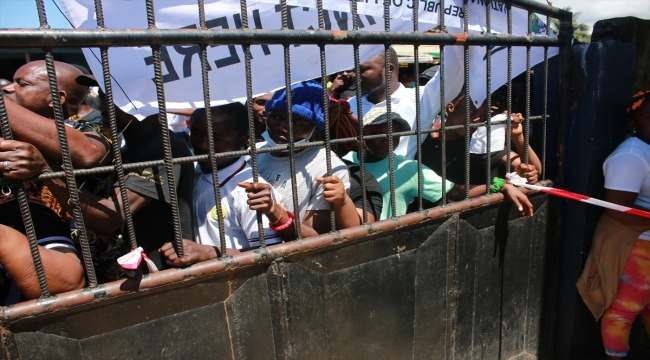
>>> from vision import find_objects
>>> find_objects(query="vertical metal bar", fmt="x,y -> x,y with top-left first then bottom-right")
524,11 -> 532,165
197,0 -> 229,255
0,90 -> 50,297
463,0 -> 470,200
485,0 -> 492,194
36,0 -> 98,287
146,0 -> 184,257
94,0 -> 138,251
281,0 -> 302,239
238,0 -> 266,248
44,51 -> 99,286
542,15 -> 550,180
505,5 -> 512,175
317,0 -> 335,232
556,16 -> 573,185
35,0 -> 50,29
351,0 -> 368,224
383,1 -> 396,217
439,0 -> 447,206
413,0 -> 423,210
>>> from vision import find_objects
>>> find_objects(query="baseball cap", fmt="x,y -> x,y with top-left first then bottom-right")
362,105 -> 411,132
76,74 -> 99,87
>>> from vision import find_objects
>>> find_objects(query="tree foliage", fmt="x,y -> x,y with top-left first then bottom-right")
550,6 -> 592,43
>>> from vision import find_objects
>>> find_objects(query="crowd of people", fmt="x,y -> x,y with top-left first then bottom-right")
0,47 -> 542,306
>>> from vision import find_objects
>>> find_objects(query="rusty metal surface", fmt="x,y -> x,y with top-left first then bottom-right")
0,185 -> 546,327
0,29 -> 565,48
0,192 -> 556,359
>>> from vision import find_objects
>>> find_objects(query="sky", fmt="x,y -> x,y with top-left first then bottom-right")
0,0 -> 648,31
535,0 -> 650,32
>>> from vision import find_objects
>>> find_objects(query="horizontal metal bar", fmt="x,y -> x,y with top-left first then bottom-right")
0,29 -> 565,48
0,114 -> 548,183
0,188 -> 549,325
501,0 -> 572,20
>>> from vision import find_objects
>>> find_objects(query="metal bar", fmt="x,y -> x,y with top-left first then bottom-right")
413,0 -> 423,211
384,2 -> 396,218
485,0 -> 492,194
317,0 -> 335,232
506,4 -> 513,175
542,15 -> 550,180
94,0 -> 138,251
0,30 -> 566,48
197,0 -> 229,256
463,0 -> 470,200
500,0 -> 572,20
281,0 -> 302,239
146,0 -> 184,258
238,0 -> 266,249
524,11 -> 532,165
439,0 -> 447,206
0,85 -> 51,298
35,0 -> 98,287
27,115 -> 550,182
352,0 -> 368,225
34,0 -> 50,29
43,50 -> 98,286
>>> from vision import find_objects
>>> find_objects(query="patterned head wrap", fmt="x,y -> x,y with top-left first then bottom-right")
627,90 -> 650,115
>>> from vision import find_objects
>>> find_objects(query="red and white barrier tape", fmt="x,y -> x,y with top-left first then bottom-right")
506,173 -> 650,219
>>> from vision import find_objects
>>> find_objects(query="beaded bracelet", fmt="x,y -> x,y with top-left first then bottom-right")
491,177 -> 506,193
270,211 -> 294,232
269,206 -> 284,226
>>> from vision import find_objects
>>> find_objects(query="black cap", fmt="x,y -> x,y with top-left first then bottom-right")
76,74 -> 99,87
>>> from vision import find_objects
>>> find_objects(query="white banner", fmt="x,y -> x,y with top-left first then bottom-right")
59,0 -> 556,116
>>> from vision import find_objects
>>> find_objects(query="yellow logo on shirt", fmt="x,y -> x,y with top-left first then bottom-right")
210,205 -> 227,220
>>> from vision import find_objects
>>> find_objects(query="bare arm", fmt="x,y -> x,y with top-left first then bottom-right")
238,182 -> 320,240
5,99 -> 112,168
447,183 -> 534,217
44,174 -> 152,234
0,225 -> 85,300
510,113 -> 542,173
604,189 -> 650,228
316,176 -> 362,230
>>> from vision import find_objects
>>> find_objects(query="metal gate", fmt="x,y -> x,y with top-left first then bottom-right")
0,0 -> 572,358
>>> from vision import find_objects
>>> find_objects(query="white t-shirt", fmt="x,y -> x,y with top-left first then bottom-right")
347,47 -> 465,160
194,157 -> 282,249
603,137 -> 650,240
469,113 -> 507,154
168,114 -> 189,133
349,84 -> 422,159
256,146 -> 350,220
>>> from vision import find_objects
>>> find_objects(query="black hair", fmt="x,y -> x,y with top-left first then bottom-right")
191,102 -> 249,137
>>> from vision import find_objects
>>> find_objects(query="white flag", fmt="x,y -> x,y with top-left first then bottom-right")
58,0 -> 556,116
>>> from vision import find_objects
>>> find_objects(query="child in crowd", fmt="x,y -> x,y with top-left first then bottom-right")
159,103 -> 300,266
344,106 -> 534,220
257,81 -> 360,233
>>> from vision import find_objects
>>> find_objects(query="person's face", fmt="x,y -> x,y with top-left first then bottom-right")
447,95 -> 486,125
632,100 -> 650,142
491,87 -> 508,115
363,120 -> 402,160
190,113 -> 247,172
359,57 -> 386,96
339,70 -> 356,87
252,93 -> 273,125
265,110 -> 316,144
2,63 -> 52,117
